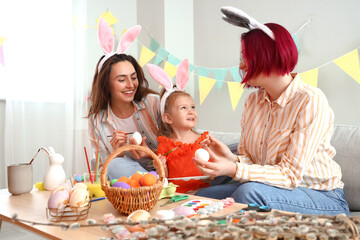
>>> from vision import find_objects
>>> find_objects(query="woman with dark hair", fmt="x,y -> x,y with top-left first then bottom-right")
88,53 -> 160,179
193,7 -> 349,215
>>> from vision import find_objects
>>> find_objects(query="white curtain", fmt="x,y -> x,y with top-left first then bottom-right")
0,0 -> 90,188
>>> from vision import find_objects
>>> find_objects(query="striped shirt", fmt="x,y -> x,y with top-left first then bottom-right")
234,74 -> 344,190
88,94 -> 161,165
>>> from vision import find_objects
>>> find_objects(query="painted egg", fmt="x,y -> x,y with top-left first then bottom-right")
110,179 -> 118,186
69,187 -> 90,212
50,185 -> 67,195
117,176 -> 130,184
70,182 -> 88,198
126,210 -> 151,232
130,172 -> 143,184
148,171 -> 158,179
140,173 -> 157,186
172,206 -> 196,217
131,131 -> 142,145
195,148 -> 210,162
112,181 -> 131,189
47,189 -> 69,213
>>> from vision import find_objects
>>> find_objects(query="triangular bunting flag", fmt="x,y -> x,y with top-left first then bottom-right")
95,11 -> 118,35
164,61 -> 177,79
149,38 -> 160,52
189,64 -> 195,73
0,45 -> 5,67
213,68 -> 227,90
300,68 -> 318,88
0,36 -> 6,46
227,82 -> 244,111
292,34 -> 300,53
139,46 -> 156,67
167,54 -> 181,66
121,28 -> 127,37
334,49 -> 360,84
154,47 -> 169,65
197,67 -> 211,77
229,66 -> 242,82
98,11 -> 118,25
199,76 -> 216,105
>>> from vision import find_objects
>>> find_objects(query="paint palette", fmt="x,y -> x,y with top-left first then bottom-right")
181,199 -> 215,213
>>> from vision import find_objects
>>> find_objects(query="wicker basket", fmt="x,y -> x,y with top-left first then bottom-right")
100,145 -> 165,215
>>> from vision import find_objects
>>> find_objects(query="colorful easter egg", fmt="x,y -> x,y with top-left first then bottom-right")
140,173 -> 157,186
117,176 -> 130,184
47,189 -> 69,213
126,210 -> 151,232
128,179 -> 141,188
69,187 -> 90,212
112,181 -> 131,189
130,172 -> 142,184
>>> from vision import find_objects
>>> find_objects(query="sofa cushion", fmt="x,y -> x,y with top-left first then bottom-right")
331,124 -> 360,211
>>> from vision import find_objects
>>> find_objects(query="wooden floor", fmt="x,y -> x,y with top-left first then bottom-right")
0,221 -> 47,240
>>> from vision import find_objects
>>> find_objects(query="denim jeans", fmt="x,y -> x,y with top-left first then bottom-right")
195,182 -> 350,216
106,156 -> 147,180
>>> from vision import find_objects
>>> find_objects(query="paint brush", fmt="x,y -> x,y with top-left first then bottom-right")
29,149 -> 40,164
107,132 -> 134,137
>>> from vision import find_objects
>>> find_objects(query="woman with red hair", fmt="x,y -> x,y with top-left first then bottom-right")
193,7 -> 349,215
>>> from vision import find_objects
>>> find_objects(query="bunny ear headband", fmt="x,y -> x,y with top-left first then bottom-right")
146,59 -> 189,116
97,17 -> 141,73
221,6 -> 275,40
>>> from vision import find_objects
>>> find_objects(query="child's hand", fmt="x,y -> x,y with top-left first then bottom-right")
154,154 -> 168,177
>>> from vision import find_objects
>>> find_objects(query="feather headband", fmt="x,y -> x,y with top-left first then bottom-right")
97,17 -> 141,73
146,59 -> 189,117
221,6 -> 275,40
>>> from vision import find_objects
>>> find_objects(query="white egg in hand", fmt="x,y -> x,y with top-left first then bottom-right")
195,148 -> 210,162
131,131 -> 142,145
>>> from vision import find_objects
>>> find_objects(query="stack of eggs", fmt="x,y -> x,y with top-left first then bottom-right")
110,171 -> 158,189
47,182 -> 90,213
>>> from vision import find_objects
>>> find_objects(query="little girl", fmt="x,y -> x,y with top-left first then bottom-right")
146,59 -> 210,193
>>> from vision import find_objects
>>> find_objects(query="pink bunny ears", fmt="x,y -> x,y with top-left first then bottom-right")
97,17 -> 141,73
146,59 -> 189,116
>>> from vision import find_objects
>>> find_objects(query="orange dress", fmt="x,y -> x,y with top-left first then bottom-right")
157,132 -> 210,193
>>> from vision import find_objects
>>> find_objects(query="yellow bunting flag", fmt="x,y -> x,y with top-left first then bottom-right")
139,46 -> 156,67
199,76 -> 216,105
95,11 -> 118,35
164,61 -> 177,79
0,36 -> 5,46
122,28 -> 127,37
300,68 -> 319,88
72,14 -> 89,30
227,82 -> 244,111
334,49 -> 360,84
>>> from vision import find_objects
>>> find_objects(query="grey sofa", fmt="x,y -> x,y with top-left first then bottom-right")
213,124 -> 360,216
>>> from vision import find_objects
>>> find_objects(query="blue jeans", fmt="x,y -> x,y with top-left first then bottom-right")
195,182 -> 350,216
106,156 -> 147,180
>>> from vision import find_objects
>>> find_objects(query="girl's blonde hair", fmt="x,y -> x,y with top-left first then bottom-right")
158,89 -> 192,137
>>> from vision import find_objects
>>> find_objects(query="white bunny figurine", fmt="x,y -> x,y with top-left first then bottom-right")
41,146 -> 66,191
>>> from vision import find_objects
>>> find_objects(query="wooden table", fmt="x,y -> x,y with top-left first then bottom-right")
0,187 -> 247,240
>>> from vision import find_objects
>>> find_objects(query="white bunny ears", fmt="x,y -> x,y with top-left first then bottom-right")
146,59 -> 189,116
97,17 -> 141,73
221,6 -> 275,40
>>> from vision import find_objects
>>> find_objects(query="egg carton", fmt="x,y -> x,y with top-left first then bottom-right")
46,202 -> 91,222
